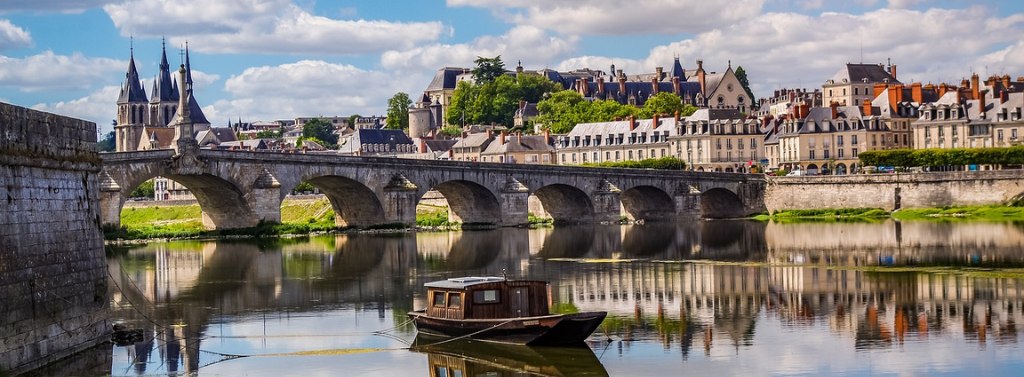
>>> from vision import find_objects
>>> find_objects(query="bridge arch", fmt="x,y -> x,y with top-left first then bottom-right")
701,187 -> 746,219
531,184 -> 595,224
114,172 -> 258,229
301,175 -> 385,228
620,185 -> 675,222
429,180 -> 502,226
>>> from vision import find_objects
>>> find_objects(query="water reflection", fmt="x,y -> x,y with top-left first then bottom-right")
99,220 -> 1024,376
412,337 -> 609,377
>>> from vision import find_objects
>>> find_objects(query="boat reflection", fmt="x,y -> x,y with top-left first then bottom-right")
411,336 -> 609,377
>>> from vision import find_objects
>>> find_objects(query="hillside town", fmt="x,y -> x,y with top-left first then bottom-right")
113,43 -> 1024,184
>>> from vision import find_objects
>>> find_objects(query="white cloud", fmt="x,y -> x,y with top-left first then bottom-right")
380,25 -> 577,71
446,0 -> 766,35
554,7 -> 1024,98
32,85 -> 120,134
104,0 -> 445,55
0,19 -> 31,50
205,60 -> 419,122
0,51 -> 122,92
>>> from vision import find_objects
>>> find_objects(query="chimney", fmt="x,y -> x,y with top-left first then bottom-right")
830,101 -> 839,119
461,131 -> 468,138
873,83 -> 887,98
887,85 -> 900,111
597,76 -> 605,95
499,130 -> 507,145
672,76 -> 681,95
619,76 -> 627,94
486,129 -> 493,139
971,73 -> 980,100
1002,74 -> 1011,89
674,110 -> 681,124
653,114 -> 660,129
418,138 -> 427,153
1001,89 -> 1009,104
516,132 -> 522,145
656,66 -> 664,80
582,77 -> 590,97
890,64 -> 897,81
651,78 -> 659,94
979,90 -> 987,118
617,69 -> 624,79
862,99 -> 872,117
911,82 -> 923,103
629,115 -> 636,131
543,129 -> 550,142
938,83 -> 948,98
696,60 -> 706,98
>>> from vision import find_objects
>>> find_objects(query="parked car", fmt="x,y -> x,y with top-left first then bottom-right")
786,170 -> 804,176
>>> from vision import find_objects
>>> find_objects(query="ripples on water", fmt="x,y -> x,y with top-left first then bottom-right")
51,220 -> 1024,376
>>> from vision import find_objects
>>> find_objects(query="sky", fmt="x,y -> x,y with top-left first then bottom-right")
2,0 -> 1024,135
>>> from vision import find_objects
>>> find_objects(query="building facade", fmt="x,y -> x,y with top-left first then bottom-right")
822,63 -> 899,107
556,116 -> 677,165
671,109 -> 764,172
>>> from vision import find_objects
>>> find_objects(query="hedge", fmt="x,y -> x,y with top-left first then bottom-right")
581,156 -> 687,170
858,146 -> 1024,167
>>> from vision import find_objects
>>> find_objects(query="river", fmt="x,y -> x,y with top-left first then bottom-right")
39,220 -> 1024,376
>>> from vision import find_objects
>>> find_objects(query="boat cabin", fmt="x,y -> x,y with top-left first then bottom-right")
424,277 -> 550,320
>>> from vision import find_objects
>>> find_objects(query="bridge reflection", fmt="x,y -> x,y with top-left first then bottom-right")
107,220 -> 1024,373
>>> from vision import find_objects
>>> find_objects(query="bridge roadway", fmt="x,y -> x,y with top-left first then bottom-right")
98,148 -> 767,229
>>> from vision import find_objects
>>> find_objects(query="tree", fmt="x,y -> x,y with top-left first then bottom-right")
734,66 -> 756,107
97,130 -> 116,152
385,92 -> 411,130
302,118 -> 338,148
255,130 -> 282,139
129,179 -> 154,199
639,92 -> 686,118
536,90 -> 587,134
446,73 -> 561,127
347,114 -> 361,129
471,55 -> 505,85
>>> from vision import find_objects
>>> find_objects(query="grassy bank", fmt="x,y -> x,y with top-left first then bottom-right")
759,205 -> 1024,223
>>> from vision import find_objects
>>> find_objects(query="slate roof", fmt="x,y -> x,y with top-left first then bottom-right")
117,52 -> 148,104
168,91 -> 211,125
827,63 -> 899,85
337,129 -> 415,154
142,127 -> 175,149
566,117 -> 676,139
425,67 -> 468,92
210,127 -> 237,143
671,57 -> 686,80
218,140 -> 268,150
150,42 -> 179,103
451,132 -> 494,150
482,134 -> 554,154
422,139 -> 457,152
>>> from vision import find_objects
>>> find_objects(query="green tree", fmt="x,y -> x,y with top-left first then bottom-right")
385,92 -> 411,129
97,130 -> 116,152
639,92 -> 686,118
255,130 -> 282,139
302,118 -> 338,148
734,66 -> 756,107
446,73 -> 561,127
129,179 -> 154,199
537,90 -> 587,134
440,125 -> 463,137
348,114 -> 361,129
471,55 -> 505,84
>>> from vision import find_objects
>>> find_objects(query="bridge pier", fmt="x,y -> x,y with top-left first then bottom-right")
675,185 -> 702,219
499,177 -> 530,226
250,169 -> 282,224
383,176 -> 419,227
592,180 -> 623,223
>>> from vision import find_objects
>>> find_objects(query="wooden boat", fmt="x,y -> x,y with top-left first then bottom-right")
408,277 -> 607,346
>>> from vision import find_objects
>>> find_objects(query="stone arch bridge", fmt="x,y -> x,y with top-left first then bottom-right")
99,149 -> 767,229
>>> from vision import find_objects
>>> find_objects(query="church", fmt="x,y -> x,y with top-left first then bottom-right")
114,41 -> 230,152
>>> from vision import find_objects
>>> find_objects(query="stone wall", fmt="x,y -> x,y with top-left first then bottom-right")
0,102 -> 109,375
764,171 -> 1024,212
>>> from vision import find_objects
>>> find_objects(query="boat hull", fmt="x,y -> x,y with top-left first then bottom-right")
408,311 -> 607,346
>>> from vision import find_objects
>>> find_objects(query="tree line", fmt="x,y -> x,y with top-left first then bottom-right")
859,147 -> 1024,167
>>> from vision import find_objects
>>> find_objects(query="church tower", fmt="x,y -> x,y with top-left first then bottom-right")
148,37 -> 179,127
168,43 -> 211,132
115,44 -> 149,151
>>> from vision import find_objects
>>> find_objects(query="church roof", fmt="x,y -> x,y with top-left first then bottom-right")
168,91 -> 211,125
150,40 -> 179,103
117,52 -> 148,104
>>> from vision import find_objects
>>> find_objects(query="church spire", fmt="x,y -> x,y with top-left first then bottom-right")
151,36 -> 179,104
184,41 -> 194,94
117,41 -> 148,105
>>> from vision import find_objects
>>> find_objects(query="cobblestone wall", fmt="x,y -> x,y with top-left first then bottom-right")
0,102 -> 109,375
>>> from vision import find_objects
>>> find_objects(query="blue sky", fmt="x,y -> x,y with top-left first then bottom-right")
1,0 -> 1023,135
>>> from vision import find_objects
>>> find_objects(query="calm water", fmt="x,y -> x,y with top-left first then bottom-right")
51,220 -> 1024,376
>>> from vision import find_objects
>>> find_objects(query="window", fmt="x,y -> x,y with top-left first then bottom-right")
474,289 -> 500,304
837,135 -> 844,146
998,129 -> 1004,141
433,291 -> 446,307
838,149 -> 844,158
809,150 -> 816,160
852,135 -> 858,145
448,292 -> 462,308
824,150 -> 830,159
852,148 -> 858,157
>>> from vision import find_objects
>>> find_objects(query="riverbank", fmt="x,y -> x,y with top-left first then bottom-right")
756,205 -> 1024,223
